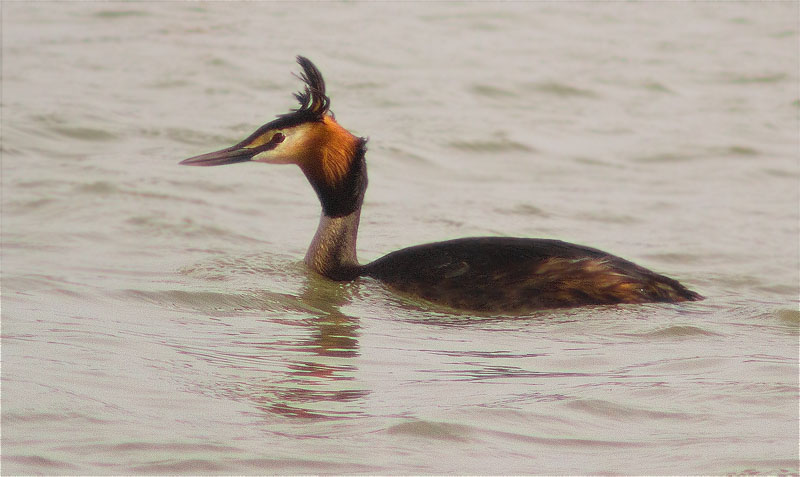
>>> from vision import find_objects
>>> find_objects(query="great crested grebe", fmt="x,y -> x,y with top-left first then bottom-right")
181,56 -> 701,312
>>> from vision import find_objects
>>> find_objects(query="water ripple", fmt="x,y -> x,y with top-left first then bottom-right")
2,455 -> 78,472
447,133 -> 534,153
620,325 -> 721,340
387,420 -> 471,442
566,398 -> 702,421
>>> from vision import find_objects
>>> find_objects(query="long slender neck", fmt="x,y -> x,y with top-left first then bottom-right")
304,209 -> 362,280
301,138 -> 368,281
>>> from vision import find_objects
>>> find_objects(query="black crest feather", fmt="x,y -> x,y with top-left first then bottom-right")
293,56 -> 330,119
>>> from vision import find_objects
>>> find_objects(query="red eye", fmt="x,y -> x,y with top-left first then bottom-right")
263,132 -> 285,150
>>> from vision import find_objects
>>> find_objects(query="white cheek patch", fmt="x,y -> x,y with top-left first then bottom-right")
252,148 -> 292,164
251,124 -> 312,164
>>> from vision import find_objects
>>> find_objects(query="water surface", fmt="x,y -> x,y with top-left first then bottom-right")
2,2 -> 798,475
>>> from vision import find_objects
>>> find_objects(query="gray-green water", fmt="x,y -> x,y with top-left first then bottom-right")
2,2 -> 798,475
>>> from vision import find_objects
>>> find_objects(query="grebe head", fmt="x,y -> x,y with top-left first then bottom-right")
180,56 -> 364,206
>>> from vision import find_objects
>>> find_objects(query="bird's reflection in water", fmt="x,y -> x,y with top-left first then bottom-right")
248,273 -> 369,420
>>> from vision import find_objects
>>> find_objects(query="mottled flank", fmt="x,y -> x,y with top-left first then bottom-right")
363,237 -> 701,312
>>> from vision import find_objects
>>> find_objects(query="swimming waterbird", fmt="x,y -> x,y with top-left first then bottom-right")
180,56 -> 702,312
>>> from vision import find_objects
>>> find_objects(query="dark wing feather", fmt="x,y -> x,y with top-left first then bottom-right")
362,237 -> 701,312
